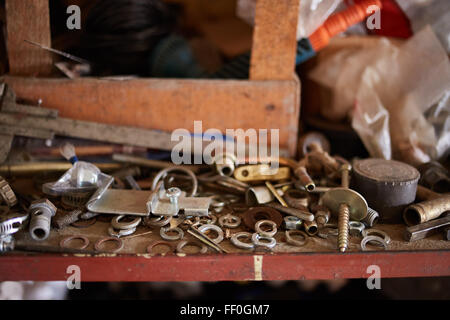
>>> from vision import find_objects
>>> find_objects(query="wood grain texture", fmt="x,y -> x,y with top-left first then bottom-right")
5,0 -> 52,76
4,76 -> 301,156
250,0 -> 300,80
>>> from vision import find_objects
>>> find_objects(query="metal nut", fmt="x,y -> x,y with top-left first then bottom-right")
283,216 -> 302,230
349,221 -> 365,237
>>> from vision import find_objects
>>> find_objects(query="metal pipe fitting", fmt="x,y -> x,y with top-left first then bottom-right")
293,166 -> 315,192
284,189 -> 310,208
28,199 -> 57,241
303,220 -> 318,236
403,195 -> 450,226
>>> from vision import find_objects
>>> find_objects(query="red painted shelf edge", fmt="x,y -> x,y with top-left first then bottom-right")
0,250 -> 449,282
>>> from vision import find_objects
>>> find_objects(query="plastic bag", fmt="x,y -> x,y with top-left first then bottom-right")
351,26 -> 450,165
397,0 -> 450,54
236,0 -> 342,39
42,161 -> 112,196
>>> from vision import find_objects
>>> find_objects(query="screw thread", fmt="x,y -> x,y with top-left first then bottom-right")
338,203 -> 350,252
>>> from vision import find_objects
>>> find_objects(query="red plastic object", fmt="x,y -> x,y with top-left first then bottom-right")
309,0 -> 382,51
369,0 -> 412,38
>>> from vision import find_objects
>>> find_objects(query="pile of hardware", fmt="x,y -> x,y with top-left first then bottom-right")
0,137 -> 449,255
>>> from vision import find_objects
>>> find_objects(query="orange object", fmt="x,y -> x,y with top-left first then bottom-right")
309,0 -> 382,51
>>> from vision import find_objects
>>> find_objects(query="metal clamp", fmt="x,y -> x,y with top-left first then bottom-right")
230,232 -> 254,250
254,220 -> 277,237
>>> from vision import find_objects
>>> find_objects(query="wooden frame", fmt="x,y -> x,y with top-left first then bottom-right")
1,251 -> 449,281
3,0 -> 301,156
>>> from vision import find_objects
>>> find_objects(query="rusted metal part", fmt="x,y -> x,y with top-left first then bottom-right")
303,220 -> 318,236
1,251 -> 449,281
284,189 -> 310,208
54,209 -> 83,229
293,166 -> 315,192
311,204 -> 331,225
403,195 -> 450,226
243,207 -> 283,231
0,176 -> 17,207
352,159 -> 420,223
416,185 -> 443,201
404,215 -> 450,242
59,236 -> 90,250
265,202 -> 314,222
418,161 -> 450,193
297,132 -> 330,158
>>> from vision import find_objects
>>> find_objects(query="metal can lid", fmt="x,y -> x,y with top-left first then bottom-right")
353,159 -> 420,184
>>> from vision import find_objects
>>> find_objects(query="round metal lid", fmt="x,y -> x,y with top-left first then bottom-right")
353,159 -> 420,184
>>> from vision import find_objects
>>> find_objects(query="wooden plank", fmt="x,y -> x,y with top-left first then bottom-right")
4,76 -> 301,157
250,0 -> 300,80
0,251 -> 449,281
5,0 -> 52,76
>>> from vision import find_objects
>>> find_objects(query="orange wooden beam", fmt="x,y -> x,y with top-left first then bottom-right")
250,0 -> 300,80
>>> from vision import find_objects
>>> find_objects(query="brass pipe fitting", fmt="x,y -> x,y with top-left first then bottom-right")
403,195 -> 450,226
